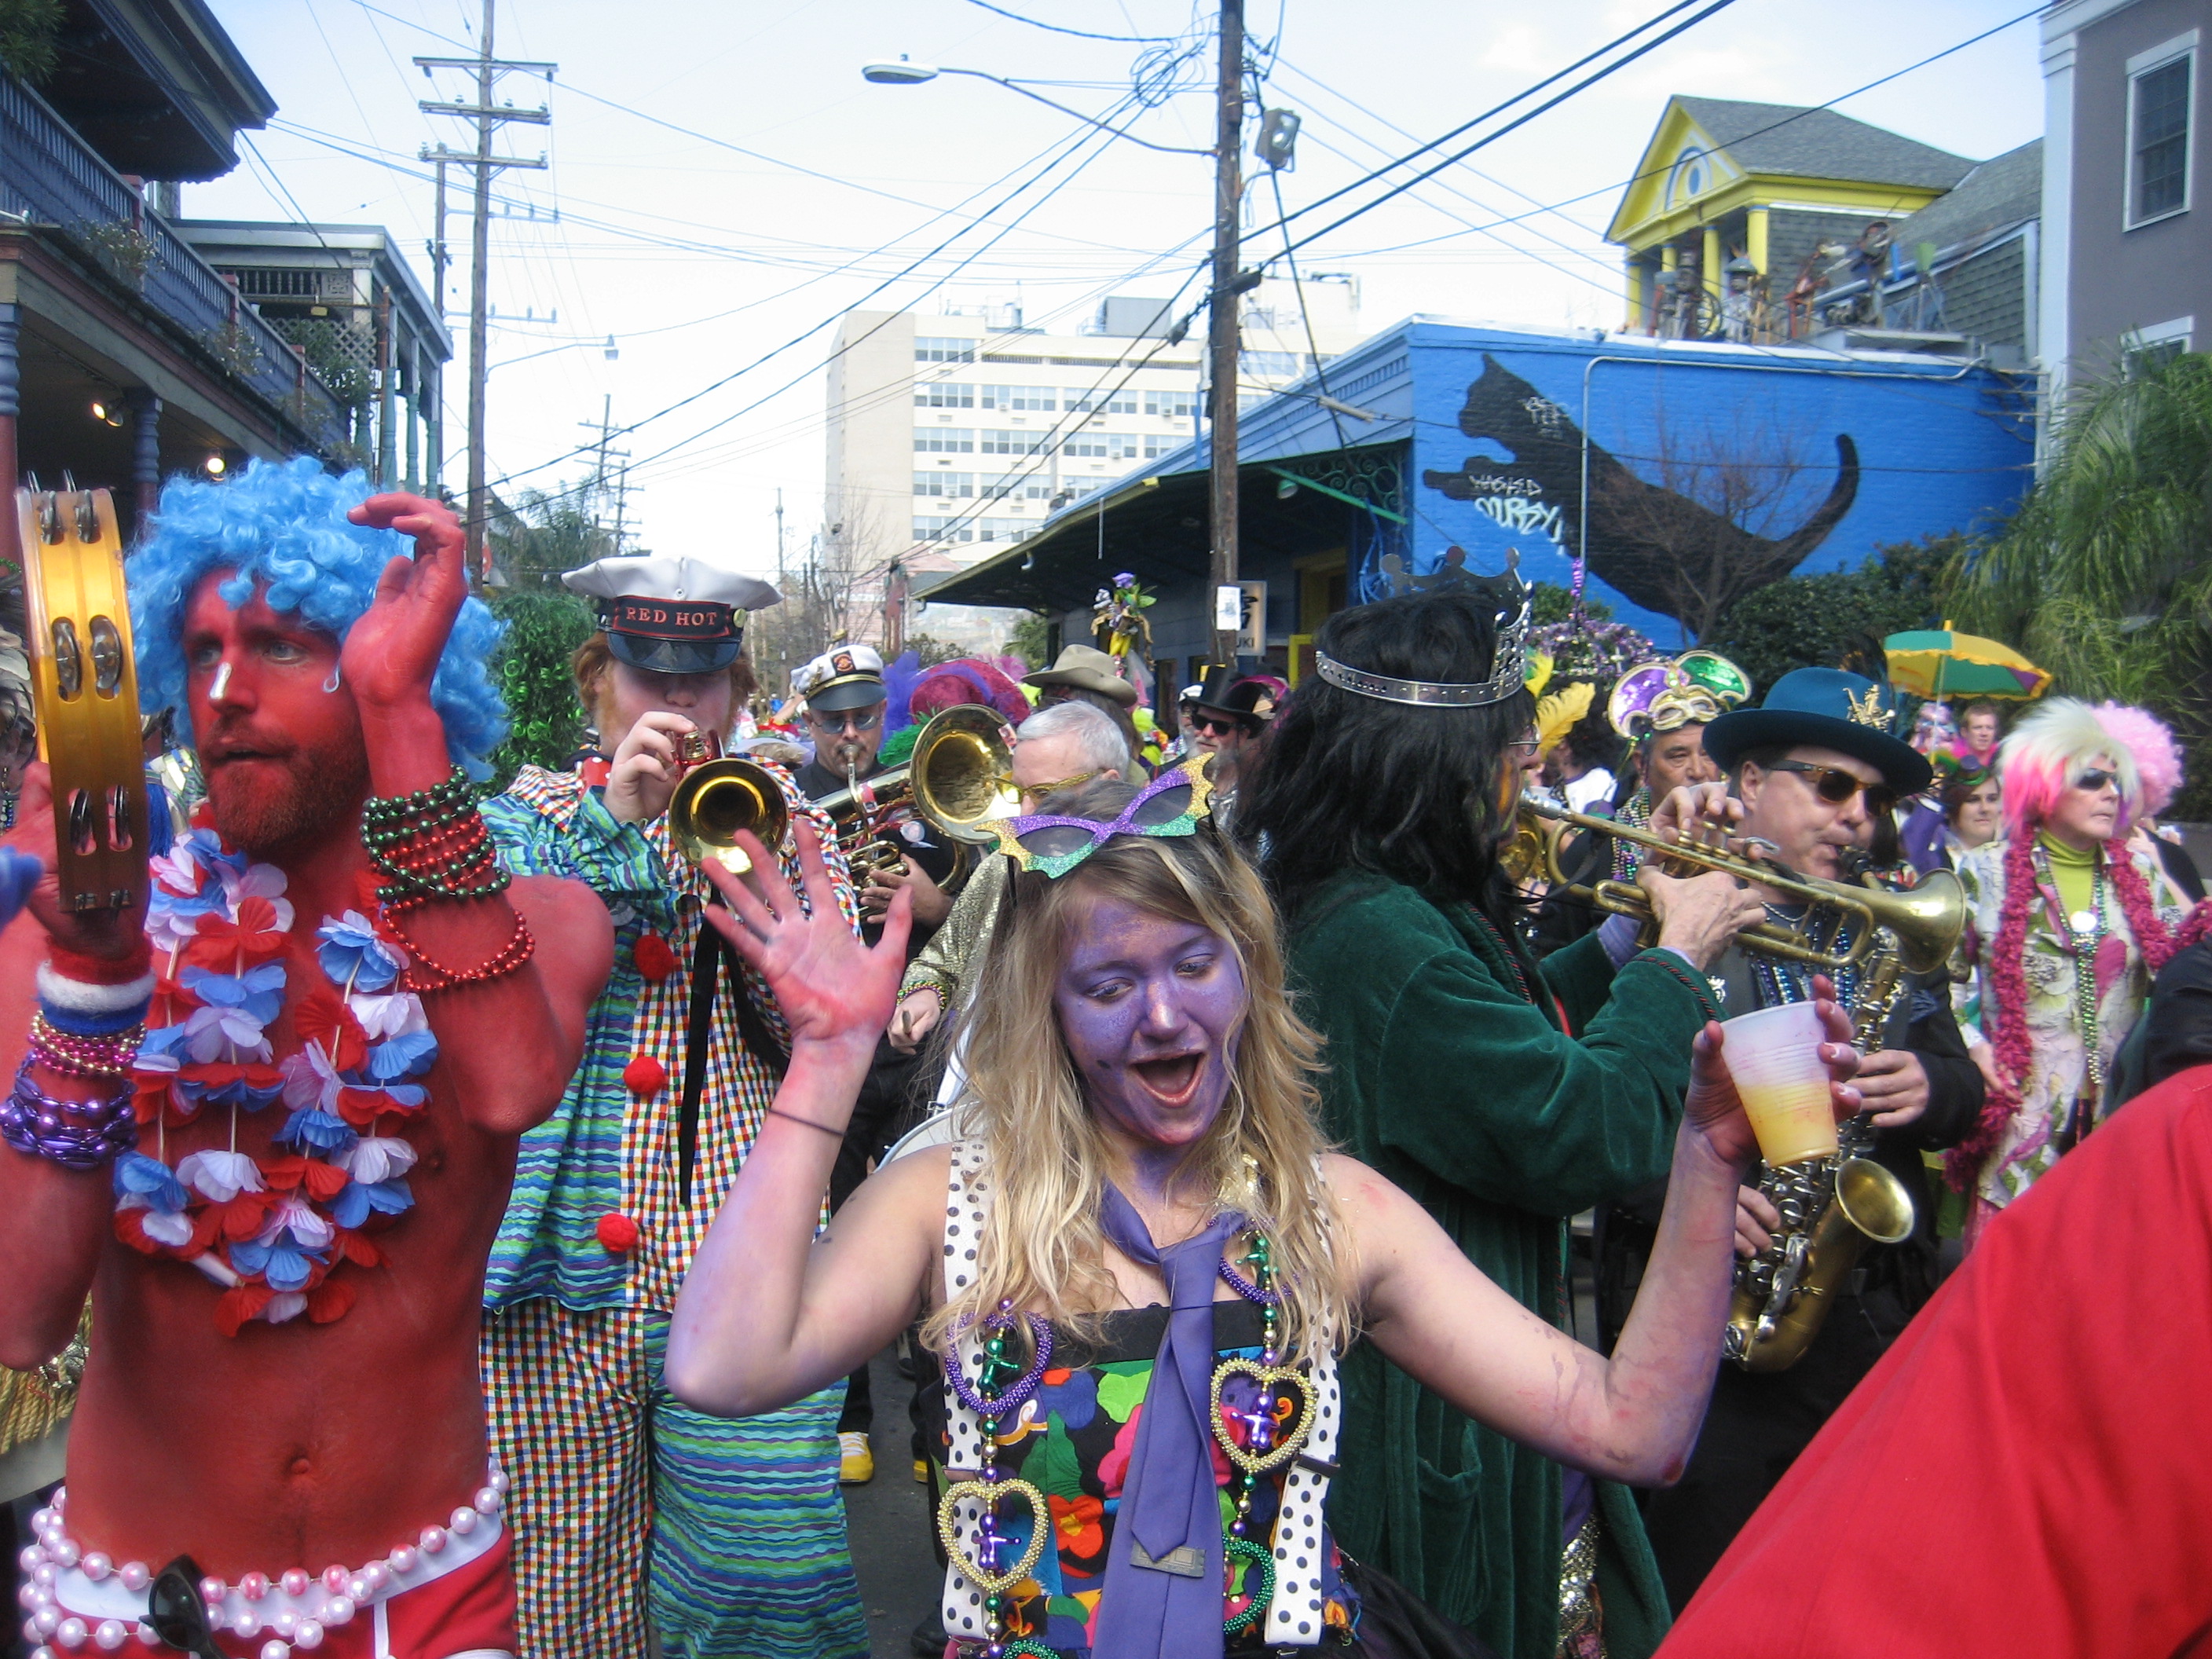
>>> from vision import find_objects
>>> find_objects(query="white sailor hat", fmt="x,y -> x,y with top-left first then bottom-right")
562,553 -> 782,675
792,643 -> 888,713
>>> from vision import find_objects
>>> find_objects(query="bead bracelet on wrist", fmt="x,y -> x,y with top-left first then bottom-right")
2,1061 -> 136,1170
27,1015 -> 141,1080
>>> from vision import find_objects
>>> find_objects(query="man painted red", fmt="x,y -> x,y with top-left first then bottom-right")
0,458 -> 610,1658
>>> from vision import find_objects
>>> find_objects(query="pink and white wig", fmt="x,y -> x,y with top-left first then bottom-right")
1995,697 -> 2177,837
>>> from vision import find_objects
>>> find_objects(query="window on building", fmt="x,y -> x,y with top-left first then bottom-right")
915,472 -> 975,498
979,430 -> 1047,455
914,428 -> 974,453
1062,434 -> 1108,458
1104,432 -> 1140,460
1144,433 -> 1178,460
1064,386 -> 1102,413
914,381 -> 974,408
977,518 -> 1031,543
1105,388 -> 1137,414
2125,316 -> 2195,375
1144,387 -> 1196,419
914,515 -> 974,543
2130,48 -> 2194,225
1242,350 -> 1304,379
915,336 -> 976,363
1061,478 -> 1107,502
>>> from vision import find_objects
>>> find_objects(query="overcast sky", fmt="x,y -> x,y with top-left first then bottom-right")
192,0 -> 2043,577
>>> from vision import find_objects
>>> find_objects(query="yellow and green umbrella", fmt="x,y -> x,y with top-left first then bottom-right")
1883,628 -> 2051,701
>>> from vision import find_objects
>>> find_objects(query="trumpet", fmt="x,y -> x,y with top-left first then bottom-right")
667,732 -> 789,874
1511,797 -> 1883,970
810,704 -> 1020,895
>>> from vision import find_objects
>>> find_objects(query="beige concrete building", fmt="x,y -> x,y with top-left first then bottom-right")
822,281 -> 1361,649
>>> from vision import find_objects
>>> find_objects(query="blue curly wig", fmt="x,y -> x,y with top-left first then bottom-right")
128,456 -> 508,777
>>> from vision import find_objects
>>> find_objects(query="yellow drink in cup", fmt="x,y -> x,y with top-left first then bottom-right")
1720,1002 -> 1839,1167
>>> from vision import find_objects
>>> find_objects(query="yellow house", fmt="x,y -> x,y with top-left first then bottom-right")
1609,96 -> 1975,340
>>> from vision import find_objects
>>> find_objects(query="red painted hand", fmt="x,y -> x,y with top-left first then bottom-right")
340,493 -> 468,714
701,821 -> 910,1052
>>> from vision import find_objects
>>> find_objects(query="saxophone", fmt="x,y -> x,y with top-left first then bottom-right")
1721,861 -> 1965,1372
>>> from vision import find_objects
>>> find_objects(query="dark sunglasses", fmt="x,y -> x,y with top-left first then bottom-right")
148,1556 -> 229,1659
1768,759 -> 1894,814
2072,767 -> 2120,793
1188,714 -> 1245,737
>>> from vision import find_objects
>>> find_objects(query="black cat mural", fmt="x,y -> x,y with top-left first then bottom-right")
1420,355 -> 1859,627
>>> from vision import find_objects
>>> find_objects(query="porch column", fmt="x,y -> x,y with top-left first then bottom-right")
0,303 -> 18,504
128,389 -> 162,532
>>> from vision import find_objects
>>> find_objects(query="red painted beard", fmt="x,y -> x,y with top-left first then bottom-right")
200,722 -> 370,856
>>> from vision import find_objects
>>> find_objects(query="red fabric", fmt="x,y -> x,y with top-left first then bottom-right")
112,1531 -> 515,1657
1660,1068 -> 2212,1658
46,939 -> 153,983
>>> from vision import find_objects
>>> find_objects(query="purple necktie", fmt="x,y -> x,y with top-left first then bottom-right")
1090,1183 -> 1244,1659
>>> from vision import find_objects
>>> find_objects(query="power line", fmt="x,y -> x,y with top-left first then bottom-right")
483,111 -> 1149,497
1258,0 -> 1741,266
957,0 -> 1181,44
1276,5 -> 2044,268
1244,0 -> 1723,243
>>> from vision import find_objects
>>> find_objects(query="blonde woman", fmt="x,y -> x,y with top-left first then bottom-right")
667,775 -> 1857,1659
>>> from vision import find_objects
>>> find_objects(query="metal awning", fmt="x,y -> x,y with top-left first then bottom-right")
917,444 -> 1404,613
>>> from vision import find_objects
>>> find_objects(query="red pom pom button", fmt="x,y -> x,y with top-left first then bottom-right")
622,1053 -> 667,1097
633,934 -> 678,983
596,1213 -> 640,1254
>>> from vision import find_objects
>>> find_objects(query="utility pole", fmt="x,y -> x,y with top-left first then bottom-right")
578,396 -> 628,558
416,2 -> 555,582
1207,0 -> 1249,670
774,489 -> 786,585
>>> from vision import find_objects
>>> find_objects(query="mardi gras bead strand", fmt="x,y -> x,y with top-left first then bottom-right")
937,1302 -> 1056,1659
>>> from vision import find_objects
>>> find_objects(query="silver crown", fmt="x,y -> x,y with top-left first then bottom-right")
1317,549 -> 1531,709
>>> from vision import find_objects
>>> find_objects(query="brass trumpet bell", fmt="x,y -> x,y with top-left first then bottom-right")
667,731 -> 789,874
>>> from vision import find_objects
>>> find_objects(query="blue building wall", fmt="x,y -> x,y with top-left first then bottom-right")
1398,321 -> 2035,647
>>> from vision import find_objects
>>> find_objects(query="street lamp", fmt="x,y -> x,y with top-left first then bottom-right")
859,59 -> 1211,156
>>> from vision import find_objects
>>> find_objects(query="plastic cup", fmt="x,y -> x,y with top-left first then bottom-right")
1720,1002 -> 1837,1167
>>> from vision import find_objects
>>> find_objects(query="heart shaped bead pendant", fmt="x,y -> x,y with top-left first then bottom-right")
936,1477 -> 1049,1595
1207,1357 -> 1317,1475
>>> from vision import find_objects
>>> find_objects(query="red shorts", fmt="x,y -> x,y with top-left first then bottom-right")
96,1533 -> 516,1659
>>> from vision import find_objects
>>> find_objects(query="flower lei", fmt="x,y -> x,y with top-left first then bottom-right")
118,826 -> 434,1335
1946,832 -> 2212,1191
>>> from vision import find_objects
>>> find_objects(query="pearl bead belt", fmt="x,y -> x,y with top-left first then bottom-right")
18,1459 -> 508,1658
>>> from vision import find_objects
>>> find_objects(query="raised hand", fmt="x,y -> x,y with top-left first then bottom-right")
340,493 -> 468,714
700,821 -> 910,1053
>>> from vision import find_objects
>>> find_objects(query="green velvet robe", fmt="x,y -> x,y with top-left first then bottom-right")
1284,873 -> 1719,1659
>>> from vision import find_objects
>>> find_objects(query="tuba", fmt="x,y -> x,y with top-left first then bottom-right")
808,704 -> 1018,895
17,485 -> 148,913
1721,862 -> 1967,1372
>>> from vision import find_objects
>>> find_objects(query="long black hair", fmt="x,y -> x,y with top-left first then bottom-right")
1237,584 -> 1535,921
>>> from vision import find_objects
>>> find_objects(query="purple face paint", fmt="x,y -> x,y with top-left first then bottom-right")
1053,898 -> 1246,1158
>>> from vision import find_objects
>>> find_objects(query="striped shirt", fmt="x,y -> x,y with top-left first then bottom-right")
482,764 -> 859,1314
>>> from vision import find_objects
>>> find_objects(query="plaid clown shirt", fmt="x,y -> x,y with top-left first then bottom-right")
480,764 -> 860,1316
